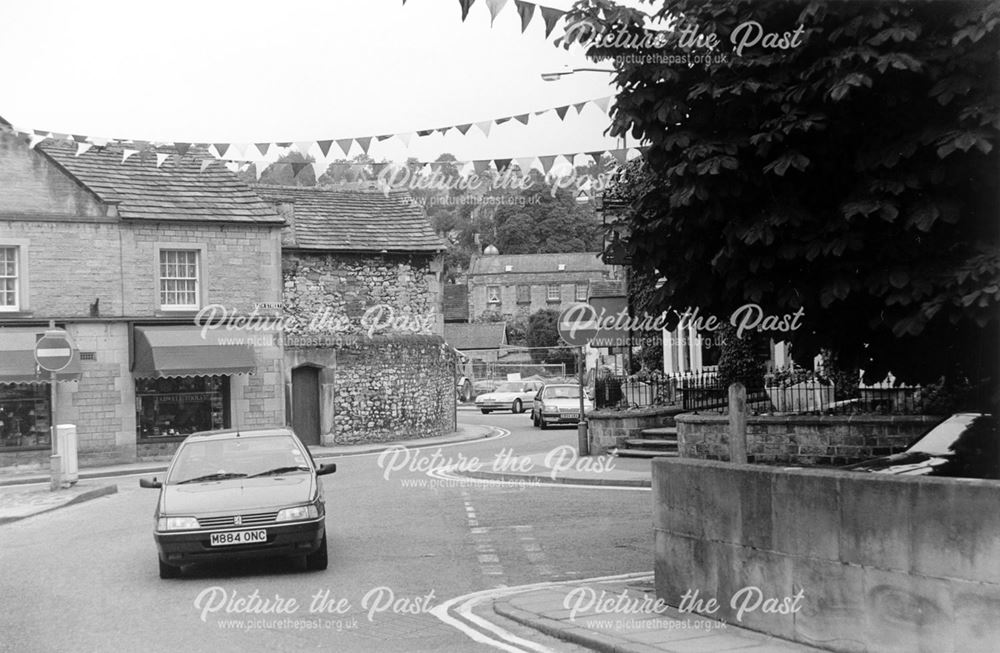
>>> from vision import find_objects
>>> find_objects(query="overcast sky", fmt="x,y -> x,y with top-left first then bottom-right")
0,0 -> 626,163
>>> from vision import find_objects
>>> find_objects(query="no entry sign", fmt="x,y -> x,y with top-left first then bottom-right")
34,328 -> 75,373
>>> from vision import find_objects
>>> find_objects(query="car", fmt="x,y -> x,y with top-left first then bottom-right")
841,412 -> 998,479
139,426 -> 337,579
531,383 -> 594,429
475,380 -> 543,414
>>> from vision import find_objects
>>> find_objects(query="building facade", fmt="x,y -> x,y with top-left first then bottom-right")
255,186 -> 455,446
0,126 -> 285,467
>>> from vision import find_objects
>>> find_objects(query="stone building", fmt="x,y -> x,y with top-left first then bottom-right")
466,248 -> 615,321
0,122 -> 285,467
254,185 -> 454,446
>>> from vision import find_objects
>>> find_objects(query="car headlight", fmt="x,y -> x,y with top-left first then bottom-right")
157,516 -> 199,531
276,504 -> 320,522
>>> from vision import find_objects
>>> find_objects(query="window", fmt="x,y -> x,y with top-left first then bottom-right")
159,249 -> 200,309
516,285 -> 530,304
0,385 -> 51,449
487,285 -> 501,304
575,283 -> 588,301
546,284 -> 560,301
0,247 -> 19,311
136,376 -> 229,438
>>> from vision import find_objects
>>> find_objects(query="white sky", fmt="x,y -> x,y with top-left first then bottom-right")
0,0 -> 625,163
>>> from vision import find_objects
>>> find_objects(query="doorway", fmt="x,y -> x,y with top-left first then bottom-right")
291,366 -> 321,446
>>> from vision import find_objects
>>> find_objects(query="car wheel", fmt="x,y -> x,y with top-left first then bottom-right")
532,411 -> 539,427
481,409 -> 491,415
539,417 -> 548,430
158,558 -> 181,579
512,400 -> 523,414
306,533 -> 328,571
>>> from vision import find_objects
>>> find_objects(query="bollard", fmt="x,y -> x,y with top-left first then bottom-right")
728,382 -> 748,463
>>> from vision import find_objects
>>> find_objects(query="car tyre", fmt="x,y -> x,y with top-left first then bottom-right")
158,558 -> 181,579
512,400 -> 523,414
306,533 -> 328,571
532,412 -> 539,427
539,417 -> 548,430
481,409 -> 491,415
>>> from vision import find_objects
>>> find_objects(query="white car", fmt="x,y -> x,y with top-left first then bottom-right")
532,383 -> 593,429
475,380 -> 543,414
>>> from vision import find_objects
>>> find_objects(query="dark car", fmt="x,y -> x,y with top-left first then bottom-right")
139,427 -> 336,578
842,413 -> 998,479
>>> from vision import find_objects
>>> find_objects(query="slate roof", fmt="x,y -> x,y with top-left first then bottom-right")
443,284 -> 470,322
589,280 -> 626,298
38,140 -> 283,224
254,185 -> 445,253
444,323 -> 507,350
469,252 -> 607,275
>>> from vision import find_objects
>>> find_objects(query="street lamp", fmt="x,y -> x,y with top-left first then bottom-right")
540,67 -> 616,81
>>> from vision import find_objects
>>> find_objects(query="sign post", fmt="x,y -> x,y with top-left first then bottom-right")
558,304 -> 600,457
34,325 -> 76,491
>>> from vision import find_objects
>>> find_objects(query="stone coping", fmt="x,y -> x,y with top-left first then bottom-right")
588,405 -> 684,420
674,413 -> 943,425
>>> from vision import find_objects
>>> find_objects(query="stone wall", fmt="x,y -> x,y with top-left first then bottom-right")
286,335 -> 456,446
282,251 -> 442,337
587,406 -> 684,454
675,413 -> 942,465
653,457 -> 1000,652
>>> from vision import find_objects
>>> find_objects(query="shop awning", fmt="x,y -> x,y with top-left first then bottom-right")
0,328 -> 82,384
132,326 -> 257,379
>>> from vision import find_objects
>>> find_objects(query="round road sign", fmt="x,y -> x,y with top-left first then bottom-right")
34,328 -> 75,373
557,302 -> 600,347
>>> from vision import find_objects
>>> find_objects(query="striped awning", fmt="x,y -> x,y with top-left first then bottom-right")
0,328 -> 82,384
132,326 -> 257,379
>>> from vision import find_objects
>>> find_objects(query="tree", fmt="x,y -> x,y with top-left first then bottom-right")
525,309 -> 577,372
567,0 -> 1000,389
490,186 -> 604,254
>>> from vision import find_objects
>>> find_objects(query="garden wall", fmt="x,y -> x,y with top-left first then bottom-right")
674,413 -> 942,465
587,406 -> 684,455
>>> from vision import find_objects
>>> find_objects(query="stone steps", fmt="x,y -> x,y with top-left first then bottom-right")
615,426 -> 680,458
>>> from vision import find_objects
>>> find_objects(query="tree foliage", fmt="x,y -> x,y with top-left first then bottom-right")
568,0 -> 1000,387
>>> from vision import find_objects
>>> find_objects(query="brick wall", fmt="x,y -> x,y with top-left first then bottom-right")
674,413 -> 944,465
281,251 -> 442,336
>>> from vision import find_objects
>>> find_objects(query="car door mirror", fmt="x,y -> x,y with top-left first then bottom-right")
139,477 -> 162,489
317,463 -> 337,476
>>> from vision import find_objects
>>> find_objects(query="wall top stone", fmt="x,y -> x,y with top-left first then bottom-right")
674,413 -> 944,426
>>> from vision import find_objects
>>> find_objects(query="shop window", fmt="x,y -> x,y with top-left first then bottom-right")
159,249 -> 200,310
487,285 -> 501,304
0,246 -> 20,311
0,385 -> 50,449
136,376 -> 229,438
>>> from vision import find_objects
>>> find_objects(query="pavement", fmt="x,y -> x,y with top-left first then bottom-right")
0,482 -> 118,525
492,576 -> 822,653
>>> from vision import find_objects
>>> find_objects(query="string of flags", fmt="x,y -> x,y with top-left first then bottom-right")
405,0 -> 570,38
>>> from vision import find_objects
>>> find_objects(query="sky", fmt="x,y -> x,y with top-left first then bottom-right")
0,0 -> 627,164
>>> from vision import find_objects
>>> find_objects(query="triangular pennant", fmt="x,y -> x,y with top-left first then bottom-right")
52,133 -> 69,142
472,160 -> 490,175
254,162 -> 267,181
475,121 -> 492,137
513,114 -> 530,125
33,129 -> 49,137
356,136 -> 372,154
456,124 -> 473,135
573,102 -> 587,115
495,117 -> 511,125
610,148 -> 628,164
200,159 -> 214,172
90,136 -> 111,147
593,96 -> 611,113
295,142 -> 313,156
586,150 -> 606,164
71,134 -> 88,143
514,0 -> 535,32
75,142 -> 93,157
312,161 -> 327,180
493,158 -> 511,171
225,161 -> 241,174
398,132 -> 413,147
28,134 -> 47,149
336,139 -> 354,156
213,143 -> 230,157
458,0 -> 475,21
132,140 -> 150,152
174,142 -> 191,156
485,0 -> 508,25
290,162 -> 309,178
516,157 -> 537,172
122,149 -> 139,163
316,140 -> 333,157
229,143 -> 249,159
539,155 -> 557,173
276,142 -> 292,148
376,134 -> 394,142
156,152 -> 170,168
416,130 -> 434,137
255,142 -> 271,157
555,105 -> 569,120
539,6 -> 564,37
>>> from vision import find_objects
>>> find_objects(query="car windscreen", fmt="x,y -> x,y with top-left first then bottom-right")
167,435 -> 310,483
543,386 -> 581,399
495,383 -> 524,393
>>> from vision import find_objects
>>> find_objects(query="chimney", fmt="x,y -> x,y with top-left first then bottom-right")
275,201 -> 296,246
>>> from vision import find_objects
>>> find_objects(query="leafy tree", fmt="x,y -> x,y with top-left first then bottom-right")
490,186 -> 604,254
568,0 -> 1000,390
526,309 -> 578,372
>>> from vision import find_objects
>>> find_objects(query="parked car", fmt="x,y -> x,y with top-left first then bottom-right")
841,412 -> 998,479
139,426 -> 336,578
532,383 -> 593,429
475,380 -> 543,414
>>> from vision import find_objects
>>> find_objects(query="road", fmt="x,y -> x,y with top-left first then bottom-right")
0,412 -> 654,652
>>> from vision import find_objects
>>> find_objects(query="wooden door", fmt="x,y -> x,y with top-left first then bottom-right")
291,366 -> 320,446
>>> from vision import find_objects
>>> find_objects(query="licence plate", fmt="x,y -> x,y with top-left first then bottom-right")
563,413 -> 579,420
210,530 -> 267,546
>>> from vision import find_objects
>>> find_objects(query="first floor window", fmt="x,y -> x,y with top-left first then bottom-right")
159,249 -> 200,309
547,284 -> 561,301
575,282 -> 588,301
0,385 -> 50,449
487,285 -> 501,304
136,376 -> 229,438
0,246 -> 19,310
516,285 -> 530,304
